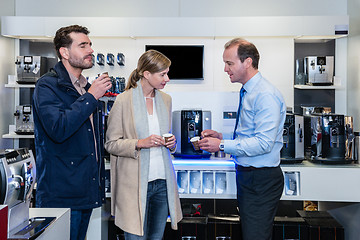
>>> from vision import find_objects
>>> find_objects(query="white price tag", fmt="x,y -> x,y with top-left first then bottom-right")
33,66 -> 40,74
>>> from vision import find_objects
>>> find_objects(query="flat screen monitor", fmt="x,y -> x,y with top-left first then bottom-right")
145,45 -> 204,80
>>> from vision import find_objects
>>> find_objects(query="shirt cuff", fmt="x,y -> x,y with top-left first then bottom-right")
223,139 -> 238,155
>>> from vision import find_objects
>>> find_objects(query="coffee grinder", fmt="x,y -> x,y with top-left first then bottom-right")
172,110 -> 211,158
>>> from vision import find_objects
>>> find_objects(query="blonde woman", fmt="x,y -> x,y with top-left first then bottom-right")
105,50 -> 182,240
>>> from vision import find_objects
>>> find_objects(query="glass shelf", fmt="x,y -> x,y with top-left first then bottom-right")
294,84 -> 340,90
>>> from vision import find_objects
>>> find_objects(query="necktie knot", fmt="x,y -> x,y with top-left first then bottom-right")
240,87 -> 246,98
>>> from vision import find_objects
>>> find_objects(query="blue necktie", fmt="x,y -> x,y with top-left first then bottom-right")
233,87 -> 246,140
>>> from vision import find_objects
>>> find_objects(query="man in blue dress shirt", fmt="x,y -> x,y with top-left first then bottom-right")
198,38 -> 286,240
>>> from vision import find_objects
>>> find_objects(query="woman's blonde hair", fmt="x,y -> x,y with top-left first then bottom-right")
125,49 -> 171,90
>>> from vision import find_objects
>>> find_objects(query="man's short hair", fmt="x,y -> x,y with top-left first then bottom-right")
53,25 -> 89,59
225,38 -> 260,69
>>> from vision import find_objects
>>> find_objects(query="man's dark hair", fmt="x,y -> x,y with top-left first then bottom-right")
53,25 -> 90,59
225,38 -> 260,69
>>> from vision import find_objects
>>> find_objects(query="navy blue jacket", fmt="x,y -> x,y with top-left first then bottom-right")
33,61 -> 105,210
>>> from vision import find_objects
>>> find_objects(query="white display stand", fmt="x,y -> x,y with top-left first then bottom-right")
173,158 -> 360,202
29,208 -> 70,240
87,206 -> 109,240
173,158 -> 360,240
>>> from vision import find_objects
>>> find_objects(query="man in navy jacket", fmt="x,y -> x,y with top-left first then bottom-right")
33,25 -> 112,240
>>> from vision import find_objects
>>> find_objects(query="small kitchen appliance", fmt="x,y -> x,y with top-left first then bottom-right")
172,110 -> 211,158
15,56 -> 52,84
280,113 -> 304,163
0,148 -> 56,239
14,105 -> 34,135
309,114 -> 353,164
304,56 -> 334,85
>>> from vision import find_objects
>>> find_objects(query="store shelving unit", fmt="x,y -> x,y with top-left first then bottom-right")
3,77 -> 35,148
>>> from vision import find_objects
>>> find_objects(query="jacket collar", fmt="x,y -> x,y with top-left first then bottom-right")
54,61 -> 91,91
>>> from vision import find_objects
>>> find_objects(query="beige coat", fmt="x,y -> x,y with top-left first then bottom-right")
105,85 -> 182,236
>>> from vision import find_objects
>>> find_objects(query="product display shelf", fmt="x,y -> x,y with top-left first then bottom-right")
3,75 -> 35,147
172,157 -> 360,202
173,157 -> 236,200
2,132 -> 34,139
5,83 -> 35,88
294,84 -> 339,90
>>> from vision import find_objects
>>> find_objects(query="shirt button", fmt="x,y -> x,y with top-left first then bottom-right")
71,161 -> 74,165
86,102 -> 89,105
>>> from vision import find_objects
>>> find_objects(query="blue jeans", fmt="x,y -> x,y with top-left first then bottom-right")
124,179 -> 169,240
70,208 -> 93,240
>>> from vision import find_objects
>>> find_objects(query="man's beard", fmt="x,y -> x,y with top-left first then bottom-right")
68,55 -> 93,70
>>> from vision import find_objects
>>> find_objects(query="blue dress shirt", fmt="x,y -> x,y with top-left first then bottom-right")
224,72 -> 287,167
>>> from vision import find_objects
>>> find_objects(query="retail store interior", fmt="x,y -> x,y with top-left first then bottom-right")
1,0 -> 360,239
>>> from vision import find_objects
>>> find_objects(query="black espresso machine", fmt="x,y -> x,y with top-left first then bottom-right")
280,113 -> 305,163
309,114 -> 354,164
172,110 -> 211,158
0,148 -> 55,239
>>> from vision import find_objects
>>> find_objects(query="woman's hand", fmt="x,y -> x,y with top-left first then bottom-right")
164,135 -> 176,150
137,134 -> 165,149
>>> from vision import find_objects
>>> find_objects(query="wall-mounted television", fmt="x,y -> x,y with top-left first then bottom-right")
145,45 -> 204,80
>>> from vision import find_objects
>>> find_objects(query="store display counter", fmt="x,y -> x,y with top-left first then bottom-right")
28,208 -> 70,240
173,157 -> 360,202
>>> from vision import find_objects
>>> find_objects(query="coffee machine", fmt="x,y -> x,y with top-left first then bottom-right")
15,56 -> 52,84
0,148 -> 56,239
309,114 -> 353,164
302,106 -> 331,159
14,105 -> 34,135
304,56 -> 334,85
280,113 -> 304,163
172,110 -> 211,158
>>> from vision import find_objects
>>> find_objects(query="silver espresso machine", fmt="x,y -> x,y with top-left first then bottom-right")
309,114 -> 354,164
0,148 -> 56,239
15,56 -> 50,84
14,105 -> 34,135
280,113 -> 305,163
304,56 -> 334,85
172,110 -> 211,158
301,106 -> 331,159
